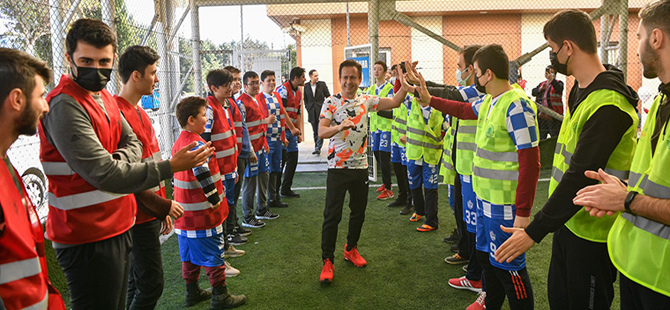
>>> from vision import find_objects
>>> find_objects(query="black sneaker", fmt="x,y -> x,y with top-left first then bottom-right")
450,243 -> 459,253
268,200 -> 288,208
387,197 -> 407,208
228,233 -> 248,246
399,205 -> 414,215
256,210 -> 280,220
236,226 -> 252,237
242,218 -> 266,228
443,228 -> 459,243
280,190 -> 300,198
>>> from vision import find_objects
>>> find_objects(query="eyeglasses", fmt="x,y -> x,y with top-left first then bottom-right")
246,82 -> 259,86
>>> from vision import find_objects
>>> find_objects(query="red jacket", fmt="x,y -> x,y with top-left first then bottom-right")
116,95 -> 167,224
172,131 -> 227,231
0,162 -> 66,310
237,92 -> 268,153
207,96 -> 238,176
40,75 -> 136,244
278,81 -> 301,128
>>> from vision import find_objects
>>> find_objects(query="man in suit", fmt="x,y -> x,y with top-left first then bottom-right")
304,69 -> 331,154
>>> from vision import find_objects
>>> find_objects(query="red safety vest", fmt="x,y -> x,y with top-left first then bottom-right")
227,97 -> 244,154
116,95 -> 167,224
278,81 -> 301,128
256,91 -> 287,141
237,93 -> 268,153
0,161 -> 66,310
206,96 -> 238,175
39,75 -> 136,244
171,131 -> 227,231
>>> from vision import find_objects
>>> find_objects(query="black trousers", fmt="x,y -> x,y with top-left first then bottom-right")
308,108 -> 323,150
321,169 -> 369,261
453,174 -> 469,257
621,273 -> 670,310
56,229 -> 132,310
280,150 -> 298,194
465,231 -> 482,281
228,157 -> 247,235
478,250 -> 534,310
392,162 -> 411,204
411,187 -> 439,228
374,150 -> 392,189
538,116 -> 560,140
548,226 -> 617,310
127,219 -> 164,310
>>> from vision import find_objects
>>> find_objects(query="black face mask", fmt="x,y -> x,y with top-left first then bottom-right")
475,74 -> 488,94
550,44 -> 570,76
71,64 -> 112,92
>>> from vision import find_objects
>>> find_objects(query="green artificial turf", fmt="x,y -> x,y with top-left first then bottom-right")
47,168 -> 621,309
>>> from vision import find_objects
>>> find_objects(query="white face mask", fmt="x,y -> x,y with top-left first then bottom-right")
455,67 -> 472,86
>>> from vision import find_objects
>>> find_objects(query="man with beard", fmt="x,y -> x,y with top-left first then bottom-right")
573,1 -> 670,308
39,19 -> 212,309
494,10 -> 639,310
0,48 -> 66,310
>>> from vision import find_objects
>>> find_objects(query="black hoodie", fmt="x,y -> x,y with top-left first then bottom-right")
525,65 -> 639,243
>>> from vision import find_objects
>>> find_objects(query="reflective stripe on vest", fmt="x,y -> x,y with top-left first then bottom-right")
180,193 -> 226,211
0,257 -> 41,285
174,172 -> 223,190
552,89 -> 639,242
472,85 -> 537,205
456,119 -> 478,175
48,190 -> 128,211
608,94 -> 670,297
406,99 -> 444,165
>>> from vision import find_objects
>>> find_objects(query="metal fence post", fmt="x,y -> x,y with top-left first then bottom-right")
190,0 -> 203,97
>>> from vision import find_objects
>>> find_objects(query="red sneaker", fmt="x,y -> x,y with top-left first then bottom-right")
343,244 -> 367,267
320,259 -> 334,283
409,213 -> 422,222
416,224 -> 437,232
376,184 -> 386,192
448,276 -> 482,292
377,189 -> 394,200
466,291 -> 486,310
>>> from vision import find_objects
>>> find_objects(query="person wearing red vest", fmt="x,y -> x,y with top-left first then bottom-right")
39,19 -> 212,309
116,45 -> 185,309
222,66 -> 253,244
275,67 -> 305,198
258,70 -> 301,209
238,71 -> 280,228
0,48 -> 66,310
202,69 -> 245,276
173,96 -> 246,309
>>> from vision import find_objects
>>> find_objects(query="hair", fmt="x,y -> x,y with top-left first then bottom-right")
390,64 -> 397,71
639,0 -> 670,36
339,59 -> 362,78
460,44 -> 483,67
546,65 -> 554,72
243,71 -> 259,85
176,96 -> 207,128
543,10 -> 598,54
223,66 -> 241,74
260,70 -> 276,82
309,69 -> 317,77
374,60 -> 387,72
289,67 -> 305,81
206,69 -> 233,91
472,44 -> 510,81
118,45 -> 160,84
0,48 -> 52,111
66,18 -> 118,56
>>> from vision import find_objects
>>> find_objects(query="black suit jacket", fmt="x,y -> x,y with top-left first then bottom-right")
304,81 -> 331,113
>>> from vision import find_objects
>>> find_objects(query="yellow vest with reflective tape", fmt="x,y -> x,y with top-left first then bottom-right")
392,100 -> 409,148
551,89 -> 638,242
440,117 -> 457,185
456,118 -> 478,176
609,94 -> 670,297
472,85 -> 538,205
406,99 -> 444,165
367,83 -> 394,132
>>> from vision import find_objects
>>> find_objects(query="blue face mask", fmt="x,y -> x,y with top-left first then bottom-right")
455,67 -> 472,86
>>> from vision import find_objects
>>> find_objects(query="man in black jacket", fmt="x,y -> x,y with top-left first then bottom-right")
304,69 -> 331,154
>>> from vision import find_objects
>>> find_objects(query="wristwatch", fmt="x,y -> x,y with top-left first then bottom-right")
624,191 -> 638,214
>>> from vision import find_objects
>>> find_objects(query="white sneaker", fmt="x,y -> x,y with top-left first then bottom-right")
224,261 -> 240,277
224,245 -> 245,258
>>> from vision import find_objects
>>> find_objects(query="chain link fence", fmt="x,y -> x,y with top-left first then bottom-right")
2,0 -> 653,213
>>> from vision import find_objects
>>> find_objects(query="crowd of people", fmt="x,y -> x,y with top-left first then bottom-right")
1,1 -> 670,310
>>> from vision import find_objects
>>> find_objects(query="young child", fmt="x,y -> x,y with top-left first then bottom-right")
172,96 -> 246,309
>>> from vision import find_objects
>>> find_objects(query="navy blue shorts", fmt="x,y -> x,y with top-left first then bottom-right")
267,140 -> 283,173
284,130 -> 299,153
407,160 -> 439,190
178,232 -> 225,267
461,175 -> 477,233
477,197 -> 526,271
244,150 -> 269,177
390,143 -> 407,164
